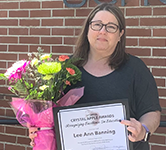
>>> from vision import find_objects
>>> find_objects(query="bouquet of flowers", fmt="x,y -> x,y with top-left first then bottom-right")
0,47 -> 84,150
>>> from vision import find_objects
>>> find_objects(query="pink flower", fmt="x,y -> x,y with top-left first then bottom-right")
65,80 -> 71,86
58,55 -> 69,62
5,60 -> 30,82
66,68 -> 75,75
8,87 -> 12,90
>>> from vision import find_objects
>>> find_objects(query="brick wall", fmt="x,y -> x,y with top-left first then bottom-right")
0,0 -> 166,149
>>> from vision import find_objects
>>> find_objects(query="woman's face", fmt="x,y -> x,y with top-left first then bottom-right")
87,10 -> 124,56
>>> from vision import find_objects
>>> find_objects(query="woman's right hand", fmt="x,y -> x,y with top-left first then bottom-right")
28,127 -> 38,147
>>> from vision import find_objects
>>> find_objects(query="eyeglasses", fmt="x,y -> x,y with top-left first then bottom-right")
89,21 -> 119,33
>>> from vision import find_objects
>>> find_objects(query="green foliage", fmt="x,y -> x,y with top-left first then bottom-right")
0,74 -> 7,80
13,79 -> 28,96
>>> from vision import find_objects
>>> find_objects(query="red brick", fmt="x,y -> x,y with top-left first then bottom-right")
153,29 -> 166,37
6,126 -> 26,136
153,7 -> 166,15
126,38 -> 138,46
140,18 -> 166,26
65,19 -> 85,26
0,2 -> 18,9
9,10 -> 29,17
41,37 -> 62,44
5,144 -> 25,150
6,109 -> 15,117
159,99 -> 166,107
1,100 -> 11,107
0,37 -> 18,44
0,134 -> 16,143
126,48 -> 150,56
52,28 -> 74,36
0,108 -> 5,116
42,19 -> 63,26
0,80 -> 5,86
9,45 -> 28,52
126,28 -> 151,36
152,68 -> 166,76
139,39 -> 166,47
126,8 -> 151,16
18,54 -> 29,61
153,49 -> 166,57
20,19 -> 40,26
53,10 -> 74,17
9,28 -> 28,35
151,145 -> 166,150
20,2 -> 40,9
149,134 -> 165,144
126,18 -> 139,26
0,19 -> 18,26
158,89 -> 166,97
0,125 -> 4,132
155,126 -> 166,134
0,11 -> 7,17
0,143 -> 3,150
0,61 -> 6,68
42,1 -> 63,8
52,46 -> 73,53
76,9 -> 92,16
17,136 -> 30,145
30,10 -> 51,17
142,58 -> 166,66
30,28 -> 50,35
0,28 -> 7,35
19,37 -> 39,44
155,78 -> 165,87
64,37 -> 77,45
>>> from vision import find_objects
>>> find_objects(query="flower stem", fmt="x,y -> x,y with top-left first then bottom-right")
21,78 -> 30,95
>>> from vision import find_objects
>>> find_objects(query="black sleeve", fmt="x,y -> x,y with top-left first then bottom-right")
133,58 -> 161,119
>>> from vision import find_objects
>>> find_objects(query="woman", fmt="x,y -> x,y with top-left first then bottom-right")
29,3 -> 161,150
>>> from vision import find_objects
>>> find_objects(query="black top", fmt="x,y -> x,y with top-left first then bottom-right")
65,54 -> 161,150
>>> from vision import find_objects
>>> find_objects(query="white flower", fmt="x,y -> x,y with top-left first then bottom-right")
40,54 -> 51,60
31,58 -> 39,67
39,85 -> 49,90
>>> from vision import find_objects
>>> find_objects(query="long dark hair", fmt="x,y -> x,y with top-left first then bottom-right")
73,3 -> 128,69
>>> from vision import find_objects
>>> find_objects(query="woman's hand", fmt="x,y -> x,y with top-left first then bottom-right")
28,127 -> 38,147
120,118 -> 146,142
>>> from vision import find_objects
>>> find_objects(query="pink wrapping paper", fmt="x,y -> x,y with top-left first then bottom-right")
10,87 -> 84,150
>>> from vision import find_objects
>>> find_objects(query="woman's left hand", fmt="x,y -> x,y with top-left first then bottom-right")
28,127 -> 38,147
120,118 -> 146,142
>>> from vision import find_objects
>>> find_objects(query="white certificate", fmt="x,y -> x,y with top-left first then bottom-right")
53,99 -> 133,150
